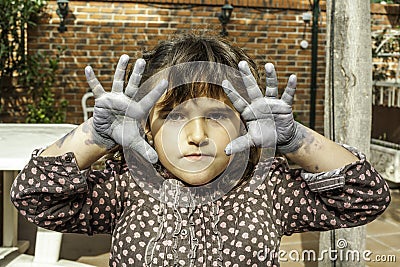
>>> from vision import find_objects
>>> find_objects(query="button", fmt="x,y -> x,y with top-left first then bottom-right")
181,229 -> 188,236
65,155 -> 72,162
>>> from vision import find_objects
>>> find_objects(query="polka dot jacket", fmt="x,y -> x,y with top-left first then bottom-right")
11,145 -> 390,267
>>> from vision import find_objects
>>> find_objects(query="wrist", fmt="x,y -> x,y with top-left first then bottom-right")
89,118 -> 117,150
277,122 -> 306,154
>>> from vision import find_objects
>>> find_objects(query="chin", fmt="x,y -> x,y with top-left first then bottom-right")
173,168 -> 224,186
159,157 -> 229,186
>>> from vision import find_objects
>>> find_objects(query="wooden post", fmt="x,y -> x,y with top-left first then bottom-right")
319,1 -> 372,267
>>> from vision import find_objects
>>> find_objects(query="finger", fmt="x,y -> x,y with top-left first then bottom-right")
111,54 -> 130,93
134,79 -> 168,116
131,138 -> 159,164
122,119 -> 158,163
85,66 -> 106,98
224,134 -> 253,155
238,61 -> 263,100
222,80 -> 249,114
125,58 -> 146,98
264,63 -> 279,98
281,74 -> 297,106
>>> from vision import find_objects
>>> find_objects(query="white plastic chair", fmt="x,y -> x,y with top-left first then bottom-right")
81,92 -> 94,121
7,228 -> 94,266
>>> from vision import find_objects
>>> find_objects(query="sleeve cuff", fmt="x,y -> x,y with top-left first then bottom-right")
32,148 -> 79,169
300,144 -> 366,193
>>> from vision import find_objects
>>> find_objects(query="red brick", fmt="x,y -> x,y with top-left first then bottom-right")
7,0 -> 391,133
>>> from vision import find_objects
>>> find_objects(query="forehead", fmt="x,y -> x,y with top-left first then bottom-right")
154,93 -> 236,113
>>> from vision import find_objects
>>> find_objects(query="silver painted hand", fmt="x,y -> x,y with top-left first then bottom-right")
85,54 -> 167,163
222,61 -> 297,155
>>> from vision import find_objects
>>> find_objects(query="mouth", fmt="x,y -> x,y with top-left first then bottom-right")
183,153 -> 213,161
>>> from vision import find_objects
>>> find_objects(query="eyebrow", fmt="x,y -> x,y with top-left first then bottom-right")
157,106 -> 235,117
206,107 -> 235,113
154,97 -> 237,116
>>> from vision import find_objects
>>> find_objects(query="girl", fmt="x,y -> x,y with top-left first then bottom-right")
11,33 -> 390,267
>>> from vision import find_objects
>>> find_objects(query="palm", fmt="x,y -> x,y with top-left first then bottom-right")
263,98 -> 294,145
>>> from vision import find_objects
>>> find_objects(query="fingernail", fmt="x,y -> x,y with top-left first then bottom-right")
149,153 -> 158,164
120,54 -> 130,67
225,144 -> 232,155
265,63 -> 274,73
121,54 -> 129,61
238,61 -> 251,74
135,58 -> 146,73
238,61 -> 248,69
222,80 -> 229,89
85,66 -> 92,76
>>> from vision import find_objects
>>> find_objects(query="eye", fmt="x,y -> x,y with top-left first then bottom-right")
207,112 -> 228,120
166,112 -> 186,121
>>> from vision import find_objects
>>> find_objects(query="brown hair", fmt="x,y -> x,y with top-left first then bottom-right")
141,33 -> 260,110
142,33 -> 258,80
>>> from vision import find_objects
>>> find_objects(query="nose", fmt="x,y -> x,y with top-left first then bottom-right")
185,117 -> 209,146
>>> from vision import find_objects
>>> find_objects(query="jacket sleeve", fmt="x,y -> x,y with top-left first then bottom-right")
10,149 -> 127,235
263,146 -> 391,236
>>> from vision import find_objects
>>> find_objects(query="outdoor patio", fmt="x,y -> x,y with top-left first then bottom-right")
1,0 -> 399,266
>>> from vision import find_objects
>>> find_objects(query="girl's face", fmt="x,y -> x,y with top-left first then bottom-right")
149,95 -> 242,186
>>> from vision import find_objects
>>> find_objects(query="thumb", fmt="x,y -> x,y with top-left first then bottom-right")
122,118 -> 159,164
225,134 -> 254,155
130,138 -> 159,164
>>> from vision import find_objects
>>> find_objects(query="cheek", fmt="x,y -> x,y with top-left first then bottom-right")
207,123 -> 237,155
212,117 -> 241,142
153,123 -> 183,155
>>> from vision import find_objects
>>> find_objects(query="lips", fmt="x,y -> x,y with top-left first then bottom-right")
183,153 -> 213,161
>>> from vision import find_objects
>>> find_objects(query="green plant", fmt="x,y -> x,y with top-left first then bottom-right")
0,0 -> 46,73
0,0 -> 68,123
25,48 -> 68,123
26,89 -> 68,123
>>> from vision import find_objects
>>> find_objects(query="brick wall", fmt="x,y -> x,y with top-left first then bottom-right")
4,1 -> 399,135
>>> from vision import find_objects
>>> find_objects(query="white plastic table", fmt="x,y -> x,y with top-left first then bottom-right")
0,123 -> 77,260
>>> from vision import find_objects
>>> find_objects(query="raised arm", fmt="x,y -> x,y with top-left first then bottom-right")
222,61 -> 358,173
282,124 -> 358,172
259,63 -> 358,172
40,119 -> 110,170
